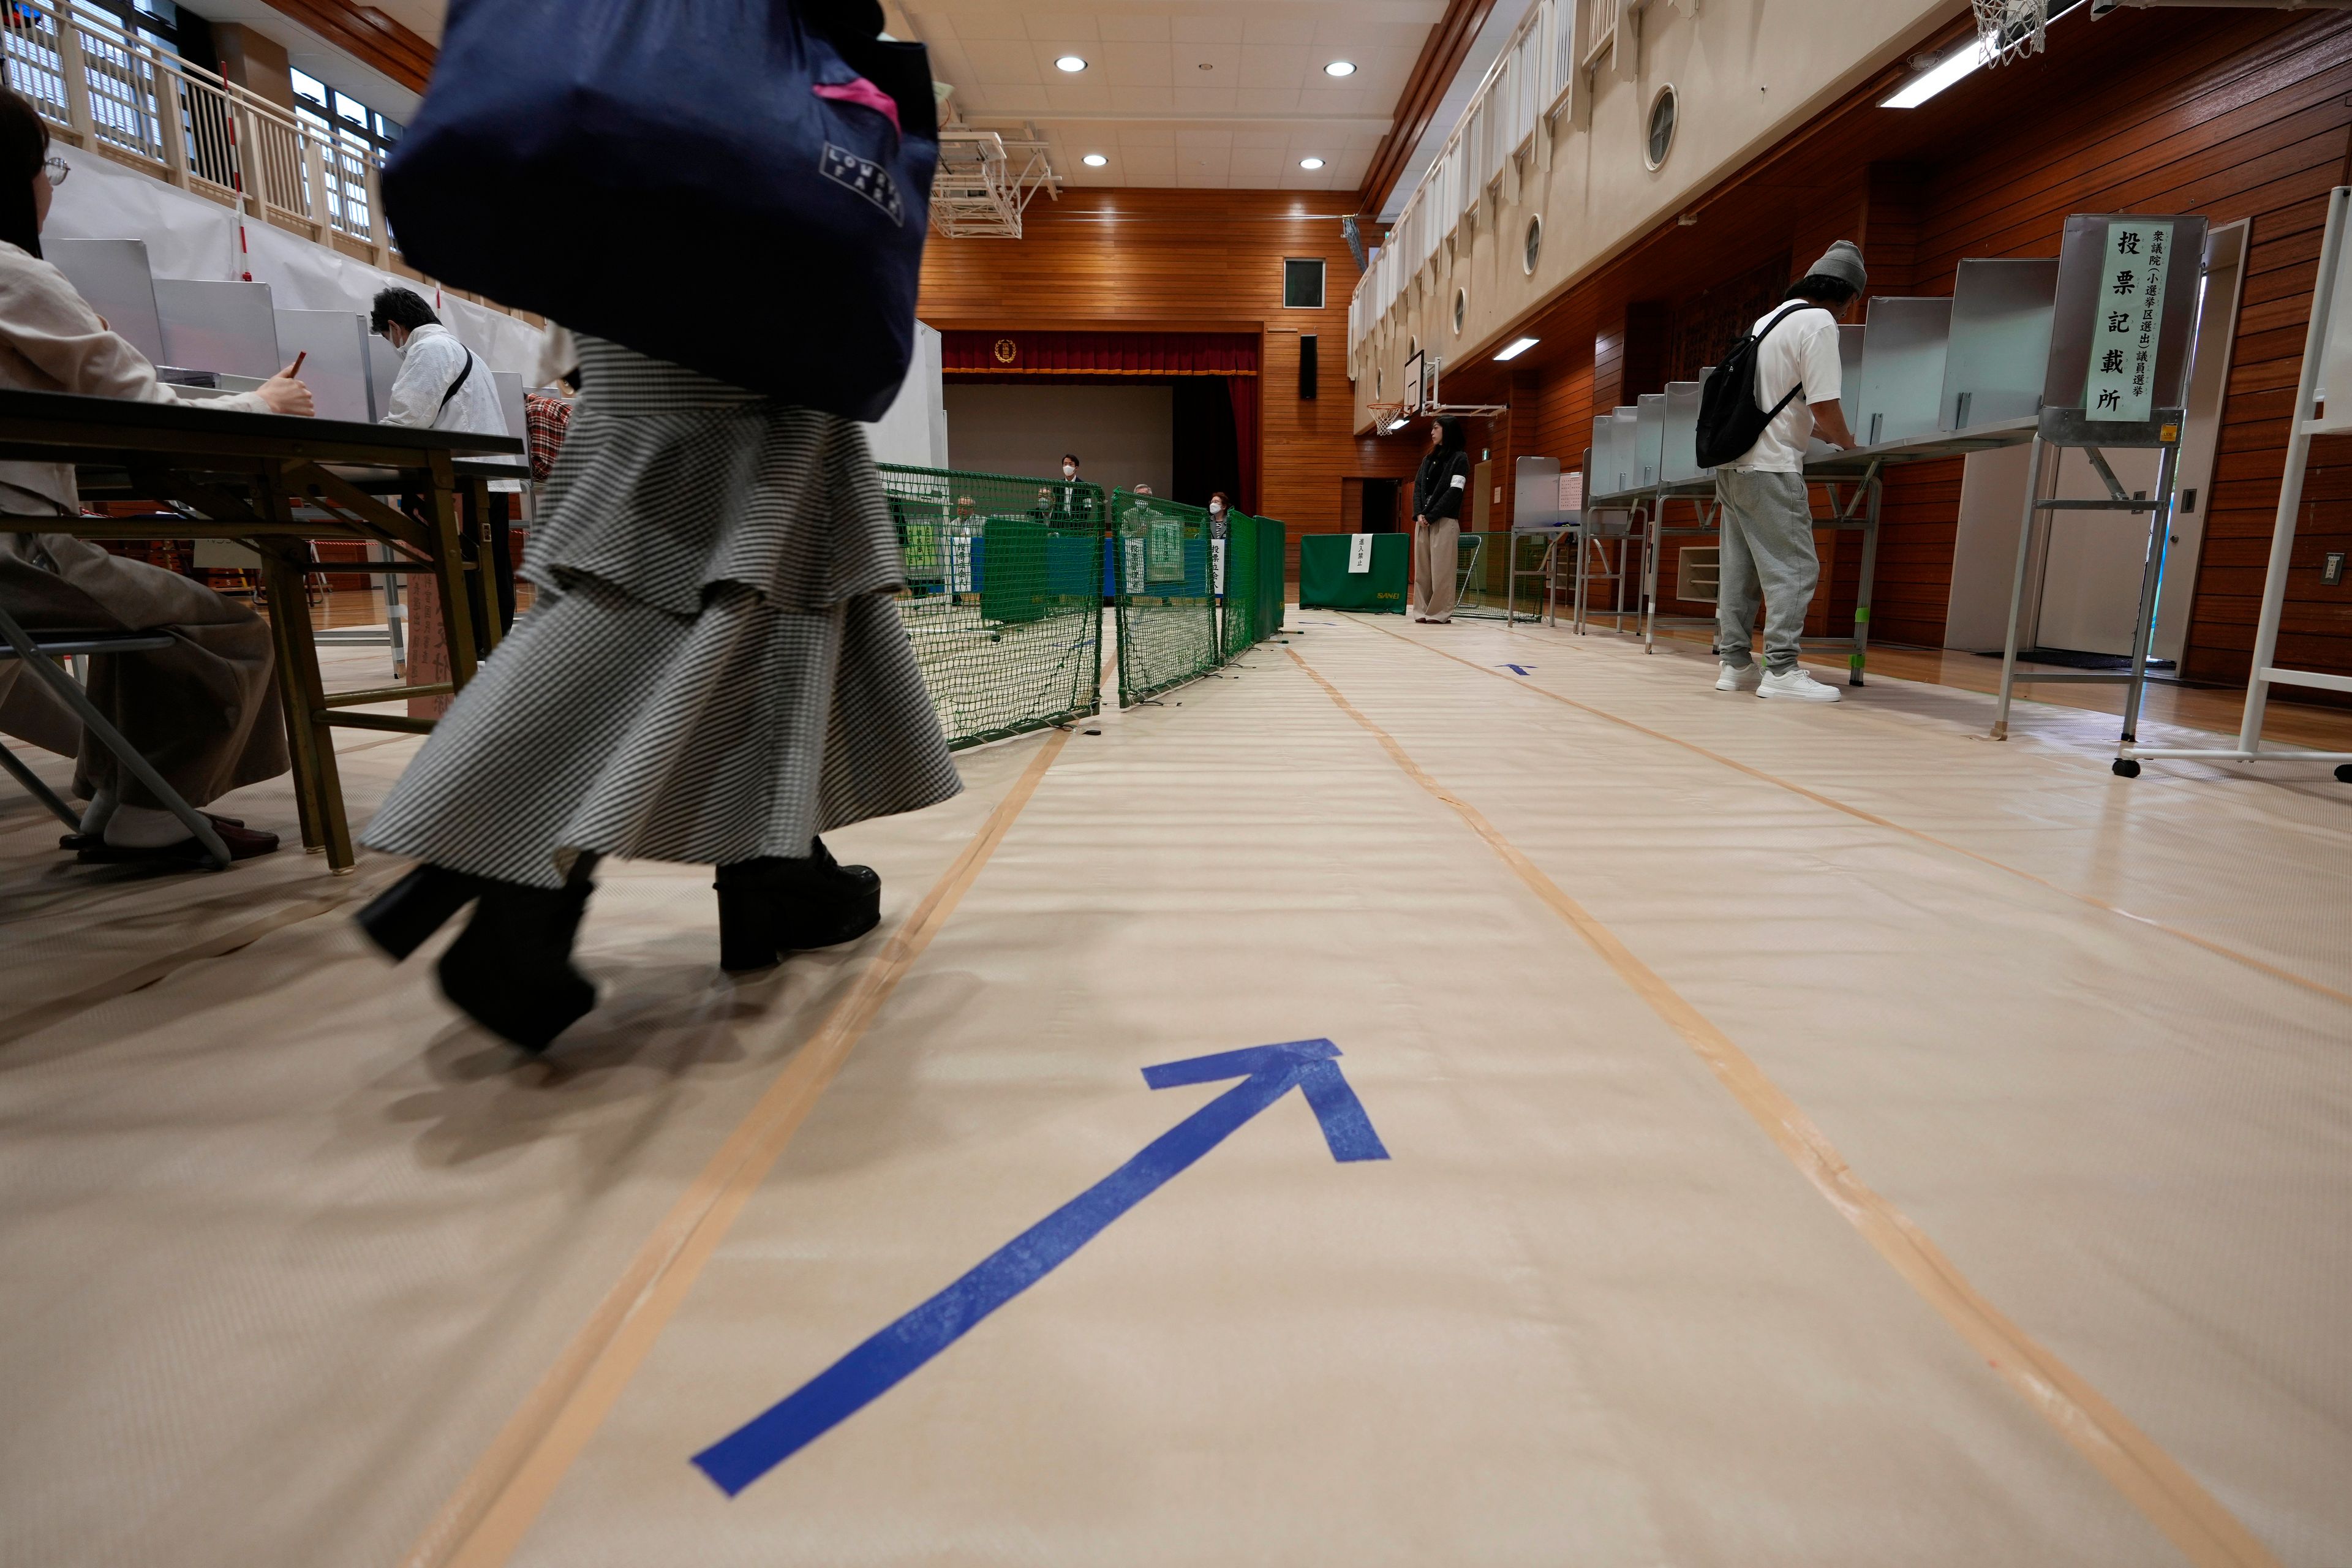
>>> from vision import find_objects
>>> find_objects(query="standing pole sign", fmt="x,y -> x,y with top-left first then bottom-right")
1990,211 -> 2206,769
2124,187 -> 2352,782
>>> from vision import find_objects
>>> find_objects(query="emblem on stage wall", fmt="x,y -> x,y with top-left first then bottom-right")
993,337 -> 1017,364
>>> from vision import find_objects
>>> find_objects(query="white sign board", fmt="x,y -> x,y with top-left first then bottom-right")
2082,221 -> 2173,423
1123,536 -> 1145,594
1347,533 -> 1374,573
1212,538 -> 1227,595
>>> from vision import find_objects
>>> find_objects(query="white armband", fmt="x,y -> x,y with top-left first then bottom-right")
1449,473 -> 1465,488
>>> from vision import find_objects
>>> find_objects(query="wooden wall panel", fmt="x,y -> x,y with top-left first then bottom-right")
919,192 -> 1422,582
1488,9 -> 2352,678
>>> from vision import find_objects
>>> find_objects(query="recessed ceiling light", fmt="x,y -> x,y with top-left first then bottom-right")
1324,60 -> 1356,77
1082,153 -> 1107,167
1055,55 -> 1087,73
1299,157 -> 1325,170
1494,336 -> 1540,361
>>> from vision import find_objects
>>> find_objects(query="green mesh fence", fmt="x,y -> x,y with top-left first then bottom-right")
1112,489 -> 1218,706
880,464 -> 1104,749
1219,510 -> 1261,662
1255,516 -> 1286,642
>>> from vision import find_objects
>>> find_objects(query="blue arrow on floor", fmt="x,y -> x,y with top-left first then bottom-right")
690,1038 -> 1387,1496
1498,663 -> 1535,676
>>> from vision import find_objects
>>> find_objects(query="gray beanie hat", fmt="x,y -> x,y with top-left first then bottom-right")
1806,239 -> 1867,293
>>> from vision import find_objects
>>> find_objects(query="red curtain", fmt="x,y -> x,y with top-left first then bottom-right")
943,330 -> 1258,377
1226,372 -> 1259,515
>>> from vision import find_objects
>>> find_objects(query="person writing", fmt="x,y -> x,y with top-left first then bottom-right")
1711,241 -> 1864,704
373,286 -> 519,633
1411,417 -> 1469,624
0,88 -> 312,864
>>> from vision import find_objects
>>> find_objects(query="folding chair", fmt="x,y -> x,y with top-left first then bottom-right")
0,600 -> 233,870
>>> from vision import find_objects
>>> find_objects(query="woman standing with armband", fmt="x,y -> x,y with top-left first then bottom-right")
352,0 -> 962,1052
1411,417 -> 1470,624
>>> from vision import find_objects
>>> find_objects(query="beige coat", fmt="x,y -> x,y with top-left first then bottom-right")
0,241 -> 288,811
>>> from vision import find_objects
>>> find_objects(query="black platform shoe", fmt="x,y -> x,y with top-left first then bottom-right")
435,878 -> 597,1052
355,864 -> 484,960
714,838 -> 883,973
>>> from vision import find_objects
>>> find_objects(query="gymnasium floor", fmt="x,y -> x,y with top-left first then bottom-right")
2,612 -> 2347,1568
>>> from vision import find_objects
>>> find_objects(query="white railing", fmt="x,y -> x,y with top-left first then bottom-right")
3,0 -> 394,263
930,126 -> 1061,238
1351,0 -> 1584,371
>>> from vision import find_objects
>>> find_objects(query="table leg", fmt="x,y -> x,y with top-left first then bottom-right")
259,539 -> 353,865
1851,471 -> 1882,688
426,474 -> 481,691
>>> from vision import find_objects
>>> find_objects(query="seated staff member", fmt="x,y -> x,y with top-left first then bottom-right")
371,286 -> 519,635
1411,417 -> 1469,624
1711,241 -> 1864,704
0,88 -> 312,864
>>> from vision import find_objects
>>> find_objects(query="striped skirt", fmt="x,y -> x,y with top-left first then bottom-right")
360,339 -> 962,888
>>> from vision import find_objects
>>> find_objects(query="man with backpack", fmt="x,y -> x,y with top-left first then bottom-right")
1700,241 -> 1864,703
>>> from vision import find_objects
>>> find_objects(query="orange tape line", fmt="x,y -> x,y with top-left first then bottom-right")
403,729 -> 1070,1568
1287,643 -> 2282,1568
1351,616 -> 2352,1012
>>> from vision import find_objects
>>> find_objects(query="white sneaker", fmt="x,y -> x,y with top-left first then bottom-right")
1714,662 -> 1760,692
1757,666 -> 1842,703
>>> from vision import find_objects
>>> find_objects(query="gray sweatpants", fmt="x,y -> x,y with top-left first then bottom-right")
1712,468 -> 1819,674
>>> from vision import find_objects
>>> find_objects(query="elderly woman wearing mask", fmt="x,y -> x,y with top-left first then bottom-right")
0,89 -> 314,864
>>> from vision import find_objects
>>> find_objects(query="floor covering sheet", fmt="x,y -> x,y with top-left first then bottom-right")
1,619 -> 2345,1568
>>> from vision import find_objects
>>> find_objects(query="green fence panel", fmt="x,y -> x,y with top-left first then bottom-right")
1257,517 -> 1285,639
880,464 -> 1104,749
1298,530 -> 1405,611
1219,510 -> 1261,662
1112,489 -> 1218,706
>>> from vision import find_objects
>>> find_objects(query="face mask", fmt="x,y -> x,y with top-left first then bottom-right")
1063,465 -> 1076,479
1209,502 -> 1223,515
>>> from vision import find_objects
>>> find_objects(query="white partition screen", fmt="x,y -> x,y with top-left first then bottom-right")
1940,258 -> 2060,432
153,279 -> 282,379
1855,297 -> 1953,448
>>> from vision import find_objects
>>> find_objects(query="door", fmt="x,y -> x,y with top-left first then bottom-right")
2034,445 -> 2165,655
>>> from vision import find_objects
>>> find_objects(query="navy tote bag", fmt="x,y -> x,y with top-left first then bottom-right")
383,0 -> 937,422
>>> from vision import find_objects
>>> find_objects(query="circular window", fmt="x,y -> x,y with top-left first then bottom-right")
1453,288 -> 1467,334
1523,215 -> 1542,276
1645,84 -> 1677,170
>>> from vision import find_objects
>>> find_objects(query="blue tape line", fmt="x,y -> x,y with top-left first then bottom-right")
690,1038 -> 1385,1496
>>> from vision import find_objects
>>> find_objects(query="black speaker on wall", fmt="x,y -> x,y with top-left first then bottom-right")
1299,333 -> 1319,401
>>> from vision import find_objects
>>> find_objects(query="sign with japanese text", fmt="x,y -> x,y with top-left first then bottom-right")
2082,221 -> 2173,422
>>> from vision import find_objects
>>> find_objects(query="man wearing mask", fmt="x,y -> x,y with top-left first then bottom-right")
372,286 -> 518,634
1053,452 -> 1098,527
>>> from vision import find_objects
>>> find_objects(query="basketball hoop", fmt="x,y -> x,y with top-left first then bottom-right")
1973,0 -> 2046,66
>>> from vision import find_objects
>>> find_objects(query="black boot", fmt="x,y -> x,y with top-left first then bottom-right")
435,875 -> 597,1052
355,864 -> 484,961
714,838 -> 882,972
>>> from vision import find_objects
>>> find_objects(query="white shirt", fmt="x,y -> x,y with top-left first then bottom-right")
382,322 -> 507,435
1727,304 -> 1842,473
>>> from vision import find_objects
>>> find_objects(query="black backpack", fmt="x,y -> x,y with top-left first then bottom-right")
1694,303 -> 1814,470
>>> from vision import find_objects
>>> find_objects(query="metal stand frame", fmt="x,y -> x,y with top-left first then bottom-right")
1989,407 -> 2185,761
1572,511 -> 1639,635
2117,186 -> 2352,782
1505,526 -> 1567,626
0,606 -> 234,869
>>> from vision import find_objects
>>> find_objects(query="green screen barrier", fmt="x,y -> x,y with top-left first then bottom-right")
1112,489 -> 1217,706
1298,532 -> 1407,612
881,464 -> 1105,749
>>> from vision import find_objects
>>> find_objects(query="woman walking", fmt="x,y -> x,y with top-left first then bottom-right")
1411,417 -> 1471,624
354,335 -> 962,1050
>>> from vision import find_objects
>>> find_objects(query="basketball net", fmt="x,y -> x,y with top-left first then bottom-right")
1973,0 -> 2046,66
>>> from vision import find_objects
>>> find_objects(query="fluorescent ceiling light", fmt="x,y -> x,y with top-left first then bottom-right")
1300,157 -> 1325,170
1879,45 -> 1980,107
1494,336 -> 1540,361
1324,60 -> 1356,77
1082,153 -> 1107,167
1055,55 -> 1087,72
